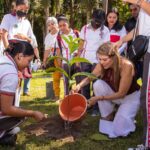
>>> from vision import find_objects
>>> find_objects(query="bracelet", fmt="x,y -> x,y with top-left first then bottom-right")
101,96 -> 104,101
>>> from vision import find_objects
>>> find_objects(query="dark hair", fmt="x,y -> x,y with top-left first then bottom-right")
92,9 -> 105,23
16,0 -> 29,6
5,40 -> 34,58
105,8 -> 123,31
125,17 -> 136,32
57,14 -> 68,23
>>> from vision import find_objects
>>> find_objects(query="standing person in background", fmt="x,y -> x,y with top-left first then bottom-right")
125,3 -> 142,80
78,9 -> 110,116
115,0 -> 150,149
43,17 -> 61,101
23,37 -> 40,96
105,8 -> 127,54
0,0 -> 40,97
0,28 -> 5,56
56,15 -> 80,95
125,3 -> 140,33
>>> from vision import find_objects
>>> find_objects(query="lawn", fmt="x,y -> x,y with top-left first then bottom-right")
0,71 -> 143,150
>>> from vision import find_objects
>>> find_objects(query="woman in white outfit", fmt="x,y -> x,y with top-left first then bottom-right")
73,42 -> 140,138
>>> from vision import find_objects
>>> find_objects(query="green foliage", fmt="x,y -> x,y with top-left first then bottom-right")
47,36 -> 97,91
112,0 -> 131,24
46,67 -> 69,78
61,35 -> 80,54
69,57 -> 91,66
72,72 -> 98,80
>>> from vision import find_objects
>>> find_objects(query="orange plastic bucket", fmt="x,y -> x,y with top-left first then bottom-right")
59,93 -> 87,122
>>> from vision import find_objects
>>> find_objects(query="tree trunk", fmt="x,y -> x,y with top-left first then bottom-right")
44,7 -> 49,38
55,0 -> 61,15
102,0 -> 113,14
70,0 -> 74,28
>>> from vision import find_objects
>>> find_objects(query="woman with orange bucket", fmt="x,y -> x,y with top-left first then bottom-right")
73,42 -> 140,138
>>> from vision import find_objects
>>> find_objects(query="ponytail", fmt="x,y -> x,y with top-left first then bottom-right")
5,40 -> 34,58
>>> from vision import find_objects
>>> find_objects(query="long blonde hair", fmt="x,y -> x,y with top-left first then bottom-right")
97,42 -> 120,91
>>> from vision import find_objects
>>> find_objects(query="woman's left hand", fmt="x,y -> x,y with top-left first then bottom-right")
88,96 -> 101,107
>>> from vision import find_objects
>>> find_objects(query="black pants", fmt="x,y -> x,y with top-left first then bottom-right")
79,62 -> 97,99
63,63 -> 81,95
0,116 -> 24,138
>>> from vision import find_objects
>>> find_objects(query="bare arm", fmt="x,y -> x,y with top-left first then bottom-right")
97,62 -> 134,101
34,47 -> 40,59
74,64 -> 102,92
2,29 -> 9,48
1,95 -> 46,121
77,39 -> 84,56
43,49 -> 50,66
124,0 -> 150,15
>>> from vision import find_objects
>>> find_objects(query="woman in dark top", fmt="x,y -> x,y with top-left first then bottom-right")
73,42 -> 140,138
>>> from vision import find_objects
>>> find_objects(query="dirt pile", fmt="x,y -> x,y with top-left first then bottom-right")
25,115 -> 89,142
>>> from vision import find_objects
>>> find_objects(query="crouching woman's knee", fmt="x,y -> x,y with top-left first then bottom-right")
93,79 -> 112,96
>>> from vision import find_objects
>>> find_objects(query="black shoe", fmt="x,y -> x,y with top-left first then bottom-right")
0,134 -> 17,146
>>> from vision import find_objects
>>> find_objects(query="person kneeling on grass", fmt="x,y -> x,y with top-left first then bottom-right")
0,40 -> 46,146
73,42 -> 140,138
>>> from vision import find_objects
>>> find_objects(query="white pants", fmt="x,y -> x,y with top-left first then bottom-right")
93,79 -> 140,138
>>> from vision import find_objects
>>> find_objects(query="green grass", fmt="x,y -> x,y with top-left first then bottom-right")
0,71 -> 143,150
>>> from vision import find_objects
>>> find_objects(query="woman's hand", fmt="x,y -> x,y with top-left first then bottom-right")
71,84 -> 81,94
87,96 -> 104,107
32,111 -> 47,121
113,39 -> 123,52
14,33 -> 32,43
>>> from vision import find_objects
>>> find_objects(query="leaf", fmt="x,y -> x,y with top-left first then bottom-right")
68,35 -> 73,42
69,43 -> 79,54
69,57 -> 92,66
48,56 -> 69,64
73,38 -> 80,43
71,72 -> 98,80
61,35 -> 70,44
46,67 -> 69,78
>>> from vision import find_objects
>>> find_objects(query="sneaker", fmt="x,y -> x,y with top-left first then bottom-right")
0,134 -> 17,146
8,127 -> 20,135
91,110 -> 99,117
51,96 -> 59,102
128,144 -> 146,150
23,93 -> 30,96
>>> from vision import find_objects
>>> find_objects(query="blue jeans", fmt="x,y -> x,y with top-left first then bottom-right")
23,78 -> 30,94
